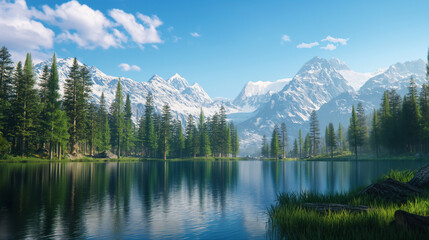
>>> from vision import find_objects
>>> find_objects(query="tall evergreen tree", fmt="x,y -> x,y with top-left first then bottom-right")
97,93 -> 110,152
43,54 -> 61,159
402,77 -> 421,153
261,135 -> 269,158
327,123 -> 337,159
185,114 -> 196,157
356,102 -> 368,152
144,94 -> 156,157
337,123 -> 344,153
309,110 -> 320,156
0,46 -> 13,135
292,139 -> 299,158
198,108 -> 211,157
161,104 -> 172,160
230,123 -> 239,157
63,58 -> 81,154
348,105 -> 362,160
271,126 -> 280,160
298,129 -> 303,158
370,109 -> 380,157
137,115 -> 145,157
13,54 -> 39,155
110,79 -> 124,158
123,94 -> 133,156
281,122 -> 287,159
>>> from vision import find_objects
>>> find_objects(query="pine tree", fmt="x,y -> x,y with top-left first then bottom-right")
348,105 -> 362,160
380,91 -> 392,153
0,46 -> 13,135
97,93 -> 110,152
298,129 -> 303,158
185,114 -> 195,157
63,58 -> 80,154
271,127 -> 280,160
261,135 -> 269,158
44,54 -> 61,159
370,109 -> 380,157
110,79 -> 124,158
144,94 -> 156,158
325,126 -> 329,154
303,133 -> 311,158
38,65 -> 50,144
137,116 -> 145,157
402,77 -> 421,153
337,123 -> 344,153
230,123 -> 239,157
281,122 -> 287,159
12,54 -> 39,155
309,110 -> 320,156
52,109 -> 69,160
123,94 -> 133,156
198,108 -> 211,157
292,139 -> 299,158
356,102 -> 368,151
327,123 -> 337,159
161,104 -> 171,160
87,103 -> 98,156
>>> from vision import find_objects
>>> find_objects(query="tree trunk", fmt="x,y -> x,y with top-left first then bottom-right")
395,210 -> 429,232
303,203 -> 371,213
358,178 -> 424,202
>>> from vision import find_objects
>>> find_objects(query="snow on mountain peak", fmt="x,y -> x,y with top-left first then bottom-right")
329,58 -> 350,71
168,73 -> 190,91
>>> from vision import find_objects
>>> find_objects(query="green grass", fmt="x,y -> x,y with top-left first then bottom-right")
267,170 -> 429,240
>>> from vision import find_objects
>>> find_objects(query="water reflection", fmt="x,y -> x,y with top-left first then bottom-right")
0,160 -> 426,239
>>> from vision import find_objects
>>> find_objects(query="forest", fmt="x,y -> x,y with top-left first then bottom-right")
263,51 -> 429,160
0,46 -> 239,160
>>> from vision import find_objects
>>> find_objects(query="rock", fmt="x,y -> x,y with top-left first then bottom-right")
394,210 -> 429,232
302,203 -> 371,213
93,150 -> 118,159
408,163 -> 429,188
66,153 -> 85,160
358,178 -> 424,202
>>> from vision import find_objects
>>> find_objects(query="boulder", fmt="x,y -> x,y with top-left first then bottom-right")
93,150 -> 118,159
394,210 -> 429,232
408,163 -> 429,188
358,178 -> 424,202
302,203 -> 371,213
66,153 -> 85,160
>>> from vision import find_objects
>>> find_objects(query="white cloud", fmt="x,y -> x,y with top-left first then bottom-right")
118,63 -> 141,71
281,34 -> 291,43
152,45 -> 158,50
109,9 -> 163,47
321,44 -> 336,51
33,0 -> 123,49
322,36 -> 348,45
190,32 -> 200,37
296,42 -> 319,49
0,0 -> 54,52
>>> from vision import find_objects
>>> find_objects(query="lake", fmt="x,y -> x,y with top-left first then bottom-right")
0,160 -> 427,239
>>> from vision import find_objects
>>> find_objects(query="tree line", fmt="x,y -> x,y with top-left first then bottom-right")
263,49 -> 429,160
0,47 -> 239,160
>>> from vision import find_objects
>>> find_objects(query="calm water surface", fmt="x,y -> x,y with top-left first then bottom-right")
0,160 -> 427,239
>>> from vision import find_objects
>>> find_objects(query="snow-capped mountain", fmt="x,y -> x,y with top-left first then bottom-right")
232,78 -> 291,112
237,57 -> 353,154
32,56 -> 428,156
34,58 -> 232,124
317,59 -> 427,129
329,58 -> 384,91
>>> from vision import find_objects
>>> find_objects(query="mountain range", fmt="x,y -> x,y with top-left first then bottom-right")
33,56 -> 427,156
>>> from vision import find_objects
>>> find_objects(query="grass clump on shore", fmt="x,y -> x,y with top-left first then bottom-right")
267,170 -> 429,240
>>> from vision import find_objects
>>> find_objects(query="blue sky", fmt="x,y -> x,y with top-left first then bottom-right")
1,0 -> 429,98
